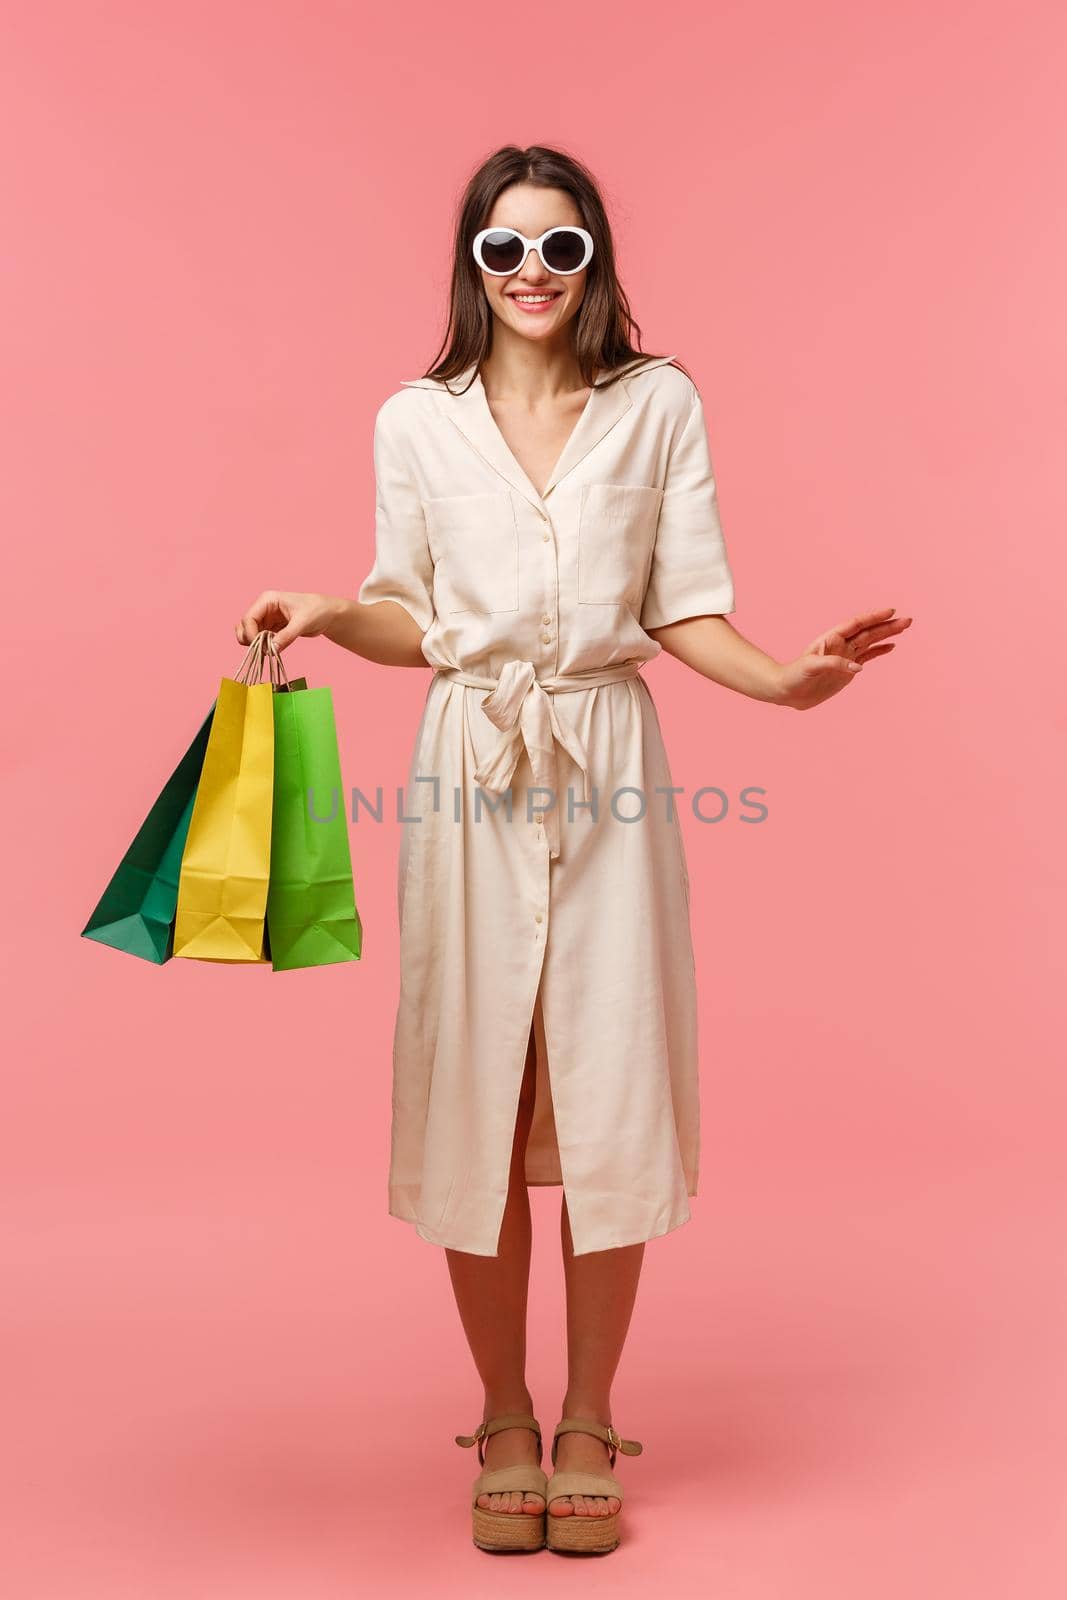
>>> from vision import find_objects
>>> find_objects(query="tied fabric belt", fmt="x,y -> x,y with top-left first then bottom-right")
434,658 -> 645,860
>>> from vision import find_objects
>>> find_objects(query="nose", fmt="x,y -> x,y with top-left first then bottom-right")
517,247 -> 549,280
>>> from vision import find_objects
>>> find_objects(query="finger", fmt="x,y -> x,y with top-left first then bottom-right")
807,609 -> 908,658
236,591 -> 279,645
805,653 -> 863,676
845,606 -> 898,634
271,616 -> 302,652
236,602 -> 271,645
874,615 -> 912,634
831,607 -> 898,642
855,642 -> 896,662
851,617 -> 913,651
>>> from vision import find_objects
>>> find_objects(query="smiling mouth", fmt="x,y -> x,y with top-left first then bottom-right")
508,291 -> 563,314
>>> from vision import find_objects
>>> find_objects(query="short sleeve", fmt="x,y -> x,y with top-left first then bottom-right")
357,401 -> 435,634
639,388 -> 736,631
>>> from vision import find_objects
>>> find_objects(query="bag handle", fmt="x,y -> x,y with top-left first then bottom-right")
232,630 -> 296,690
264,632 -> 293,692
233,630 -> 270,684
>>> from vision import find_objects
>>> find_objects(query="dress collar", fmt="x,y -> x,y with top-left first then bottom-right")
399,355 -> 677,511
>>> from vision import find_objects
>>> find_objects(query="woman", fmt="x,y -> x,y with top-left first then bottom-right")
236,144 -> 912,1556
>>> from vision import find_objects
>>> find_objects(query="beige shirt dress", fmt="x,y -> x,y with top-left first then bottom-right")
357,354 -> 736,1257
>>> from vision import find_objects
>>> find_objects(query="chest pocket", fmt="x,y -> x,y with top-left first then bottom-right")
577,483 -> 664,606
422,491 -> 519,615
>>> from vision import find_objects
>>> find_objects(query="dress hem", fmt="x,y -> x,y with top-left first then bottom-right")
389,1192 -> 696,1257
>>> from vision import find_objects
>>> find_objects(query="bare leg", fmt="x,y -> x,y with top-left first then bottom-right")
548,1198 -> 645,1519
444,1027 -> 545,1515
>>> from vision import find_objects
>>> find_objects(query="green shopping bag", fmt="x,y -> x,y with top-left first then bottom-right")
81,704 -> 218,963
265,639 -> 362,971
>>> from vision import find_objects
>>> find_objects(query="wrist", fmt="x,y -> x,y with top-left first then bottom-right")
321,595 -> 351,641
763,659 -> 792,707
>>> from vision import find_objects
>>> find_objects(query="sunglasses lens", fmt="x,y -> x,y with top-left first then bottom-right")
542,230 -> 588,273
478,230 -> 525,273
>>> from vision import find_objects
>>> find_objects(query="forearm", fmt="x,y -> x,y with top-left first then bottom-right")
322,596 -> 430,669
647,614 -> 786,703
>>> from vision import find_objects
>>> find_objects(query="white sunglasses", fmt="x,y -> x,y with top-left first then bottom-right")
472,225 -> 594,277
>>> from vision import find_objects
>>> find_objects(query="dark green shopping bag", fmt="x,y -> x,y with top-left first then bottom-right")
266,667 -> 362,972
80,704 -> 217,963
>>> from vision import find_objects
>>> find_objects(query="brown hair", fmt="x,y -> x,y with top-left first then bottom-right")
419,144 -> 689,393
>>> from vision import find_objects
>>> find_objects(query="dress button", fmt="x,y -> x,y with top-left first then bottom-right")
541,633 -> 552,644
542,532 -> 551,543
535,913 -> 543,924
534,812 -> 544,824
541,614 -> 551,625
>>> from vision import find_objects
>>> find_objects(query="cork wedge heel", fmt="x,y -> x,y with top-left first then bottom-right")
454,1413 -> 548,1553
545,1417 -> 644,1555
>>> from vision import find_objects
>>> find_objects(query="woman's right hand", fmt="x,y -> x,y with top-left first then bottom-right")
235,590 -> 343,653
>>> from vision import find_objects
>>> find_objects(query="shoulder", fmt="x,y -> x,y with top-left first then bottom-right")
613,354 -> 700,417
373,382 -> 434,443
375,364 -> 476,429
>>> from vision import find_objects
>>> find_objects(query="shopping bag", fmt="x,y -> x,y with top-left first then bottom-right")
80,704 -> 217,963
172,633 -> 276,963
264,636 -> 362,971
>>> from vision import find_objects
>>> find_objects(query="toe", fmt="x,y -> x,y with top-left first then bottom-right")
548,1494 -> 573,1518
524,1493 -> 545,1515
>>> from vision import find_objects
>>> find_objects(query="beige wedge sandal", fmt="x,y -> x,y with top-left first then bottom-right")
545,1417 -> 644,1554
454,1413 -> 548,1552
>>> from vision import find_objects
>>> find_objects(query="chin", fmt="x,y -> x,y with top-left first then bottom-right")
500,302 -> 574,335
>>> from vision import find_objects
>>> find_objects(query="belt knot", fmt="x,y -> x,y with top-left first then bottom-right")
435,658 -> 643,860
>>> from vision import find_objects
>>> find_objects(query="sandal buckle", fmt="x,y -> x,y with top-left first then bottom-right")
606,1424 -> 621,1452
454,1419 -> 489,1450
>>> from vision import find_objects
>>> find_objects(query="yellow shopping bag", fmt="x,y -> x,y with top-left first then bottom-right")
173,633 -> 276,962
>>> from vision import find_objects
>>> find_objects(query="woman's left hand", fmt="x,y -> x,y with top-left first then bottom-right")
776,606 -> 913,710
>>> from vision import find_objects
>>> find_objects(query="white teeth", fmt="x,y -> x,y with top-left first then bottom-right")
513,293 -> 558,303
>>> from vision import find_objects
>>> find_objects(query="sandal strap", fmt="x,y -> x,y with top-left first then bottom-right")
551,1416 -> 643,1468
471,1463 -> 548,1507
455,1412 -> 543,1467
547,1467 -> 624,1504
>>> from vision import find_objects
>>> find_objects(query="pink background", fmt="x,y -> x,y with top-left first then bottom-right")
4,1 -> 1065,1594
